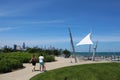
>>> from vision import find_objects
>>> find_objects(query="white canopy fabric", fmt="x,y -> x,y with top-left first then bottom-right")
76,33 -> 93,46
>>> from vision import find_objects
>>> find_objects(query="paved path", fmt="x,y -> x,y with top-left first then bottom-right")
0,57 -> 110,80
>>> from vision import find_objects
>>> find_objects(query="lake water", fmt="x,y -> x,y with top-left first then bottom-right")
75,52 -> 120,57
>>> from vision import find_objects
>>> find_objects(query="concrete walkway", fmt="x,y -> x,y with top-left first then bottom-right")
0,57 -> 110,80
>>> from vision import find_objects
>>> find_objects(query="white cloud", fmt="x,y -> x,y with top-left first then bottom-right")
0,38 -> 69,49
0,27 -> 16,32
0,12 -> 9,17
26,20 -> 65,24
0,0 -> 55,17
6,36 -> 119,46
94,36 -> 120,42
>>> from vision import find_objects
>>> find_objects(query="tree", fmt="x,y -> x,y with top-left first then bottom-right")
63,49 -> 71,58
3,47 -> 13,53
53,49 -> 61,56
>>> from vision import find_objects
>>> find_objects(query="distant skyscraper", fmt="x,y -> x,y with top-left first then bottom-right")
22,42 -> 25,49
14,44 -> 17,50
4,45 -> 8,49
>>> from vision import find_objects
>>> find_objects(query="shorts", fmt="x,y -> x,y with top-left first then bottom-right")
32,62 -> 36,66
40,62 -> 44,66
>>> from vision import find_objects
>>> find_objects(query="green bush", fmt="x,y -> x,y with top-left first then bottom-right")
0,53 -> 5,60
9,59 -> 23,69
0,52 -> 30,73
2,52 -> 32,63
0,52 -> 55,73
0,59 -> 12,73
0,58 -> 23,73
44,55 -> 55,62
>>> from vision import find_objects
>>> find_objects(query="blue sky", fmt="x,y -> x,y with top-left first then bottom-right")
0,0 -> 120,52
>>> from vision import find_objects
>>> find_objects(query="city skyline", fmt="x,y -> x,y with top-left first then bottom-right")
0,0 -> 120,52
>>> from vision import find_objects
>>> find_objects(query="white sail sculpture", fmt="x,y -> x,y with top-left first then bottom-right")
76,33 -> 93,46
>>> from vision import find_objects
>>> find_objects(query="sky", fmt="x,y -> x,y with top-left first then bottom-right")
0,0 -> 120,52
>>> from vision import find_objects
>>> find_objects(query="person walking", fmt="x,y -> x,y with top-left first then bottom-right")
39,54 -> 45,71
30,54 -> 37,72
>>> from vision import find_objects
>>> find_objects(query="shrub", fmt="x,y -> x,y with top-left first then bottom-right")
44,55 -> 55,62
0,59 -> 12,73
0,53 -> 5,60
0,58 -> 23,73
2,52 -> 32,63
0,52 -> 55,73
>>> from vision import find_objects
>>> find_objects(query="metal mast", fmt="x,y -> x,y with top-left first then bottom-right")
68,28 -> 77,63
92,41 -> 98,61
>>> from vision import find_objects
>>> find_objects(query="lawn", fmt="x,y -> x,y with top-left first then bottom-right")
30,63 -> 120,80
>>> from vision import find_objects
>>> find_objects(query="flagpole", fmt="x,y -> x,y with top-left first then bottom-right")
68,27 -> 77,63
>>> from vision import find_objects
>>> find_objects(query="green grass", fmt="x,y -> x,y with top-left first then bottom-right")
30,63 -> 120,80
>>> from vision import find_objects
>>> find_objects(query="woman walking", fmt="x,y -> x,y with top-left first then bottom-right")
39,54 -> 45,71
31,54 -> 37,72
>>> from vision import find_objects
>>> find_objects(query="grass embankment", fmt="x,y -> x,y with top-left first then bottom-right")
30,63 -> 120,80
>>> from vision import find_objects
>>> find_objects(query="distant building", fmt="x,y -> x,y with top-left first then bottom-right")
48,45 -> 55,50
4,45 -> 8,49
13,44 -> 22,50
14,44 -> 17,50
16,45 -> 21,50
22,42 -> 25,49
